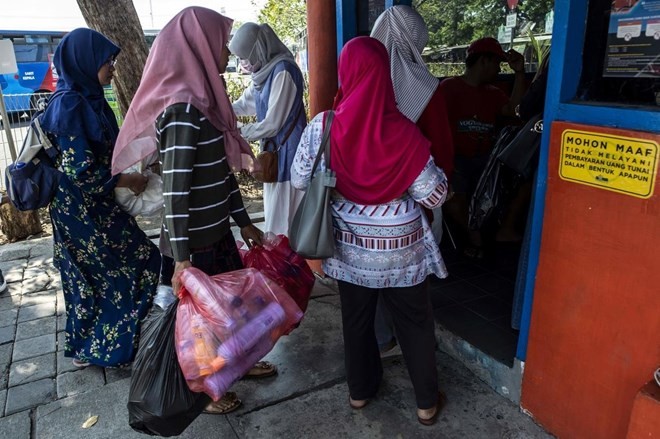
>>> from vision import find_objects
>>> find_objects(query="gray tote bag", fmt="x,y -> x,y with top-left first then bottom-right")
289,111 -> 336,259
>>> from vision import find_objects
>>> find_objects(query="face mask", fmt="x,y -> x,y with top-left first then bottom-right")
240,58 -> 261,73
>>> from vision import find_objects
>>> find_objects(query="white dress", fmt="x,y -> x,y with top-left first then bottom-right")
233,69 -> 304,236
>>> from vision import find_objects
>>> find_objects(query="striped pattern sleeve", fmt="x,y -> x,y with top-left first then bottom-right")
228,172 -> 251,229
158,104 -> 199,262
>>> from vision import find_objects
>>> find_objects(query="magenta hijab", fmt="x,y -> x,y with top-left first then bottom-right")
112,7 -> 254,175
330,37 -> 430,205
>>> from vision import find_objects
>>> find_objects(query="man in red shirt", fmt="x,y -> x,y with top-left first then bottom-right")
439,37 -> 526,258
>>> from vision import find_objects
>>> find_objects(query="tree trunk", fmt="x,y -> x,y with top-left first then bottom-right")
76,0 -> 149,116
0,203 -> 42,242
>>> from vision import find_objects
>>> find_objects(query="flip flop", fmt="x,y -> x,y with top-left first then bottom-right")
242,361 -> 278,379
203,392 -> 242,415
417,390 -> 447,426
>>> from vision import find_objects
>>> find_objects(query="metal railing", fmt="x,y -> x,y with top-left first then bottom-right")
0,90 -> 122,191
1,79 -> 256,191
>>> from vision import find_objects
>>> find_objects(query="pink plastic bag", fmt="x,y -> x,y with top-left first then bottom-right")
239,233 -> 315,313
175,267 -> 303,400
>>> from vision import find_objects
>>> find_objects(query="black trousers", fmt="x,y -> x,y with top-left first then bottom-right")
337,279 -> 438,409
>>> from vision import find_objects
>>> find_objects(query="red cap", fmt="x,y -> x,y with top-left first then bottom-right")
466,37 -> 507,61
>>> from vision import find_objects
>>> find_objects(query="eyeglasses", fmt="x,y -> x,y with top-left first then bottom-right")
105,59 -> 116,68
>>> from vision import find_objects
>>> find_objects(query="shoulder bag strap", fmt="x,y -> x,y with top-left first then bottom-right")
267,103 -> 305,153
281,103 -> 304,145
33,116 -> 53,150
310,110 -> 334,175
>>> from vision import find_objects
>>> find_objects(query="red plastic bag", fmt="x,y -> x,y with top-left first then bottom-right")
175,267 -> 303,401
239,233 -> 315,313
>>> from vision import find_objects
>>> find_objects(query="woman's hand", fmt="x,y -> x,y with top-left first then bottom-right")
149,162 -> 162,176
506,49 -> 525,73
172,260 -> 192,296
240,224 -> 264,248
117,172 -> 148,195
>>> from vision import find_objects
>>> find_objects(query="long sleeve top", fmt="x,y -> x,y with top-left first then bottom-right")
57,134 -> 119,198
232,69 -> 297,141
291,112 -> 450,288
157,103 -> 251,262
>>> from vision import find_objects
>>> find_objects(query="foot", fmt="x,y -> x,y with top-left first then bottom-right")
0,270 -> 7,295
349,396 -> 369,409
417,391 -> 447,426
203,392 -> 242,414
243,361 -> 277,379
380,341 -> 402,359
379,338 -> 397,353
72,358 -> 90,368
463,245 -> 485,260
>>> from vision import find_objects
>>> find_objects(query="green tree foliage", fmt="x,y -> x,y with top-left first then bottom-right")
252,0 -> 307,45
416,0 -> 553,48
518,0 -> 555,31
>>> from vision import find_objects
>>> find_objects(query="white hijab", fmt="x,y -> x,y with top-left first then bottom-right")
229,22 -> 296,91
370,5 -> 439,122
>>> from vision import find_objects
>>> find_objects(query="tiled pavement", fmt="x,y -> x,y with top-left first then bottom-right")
0,224 -> 553,439
0,240 -> 62,417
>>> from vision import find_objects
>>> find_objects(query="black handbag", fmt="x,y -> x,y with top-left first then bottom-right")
497,113 -> 543,179
468,126 -> 520,231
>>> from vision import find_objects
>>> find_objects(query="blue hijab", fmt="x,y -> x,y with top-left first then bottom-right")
40,28 -> 120,144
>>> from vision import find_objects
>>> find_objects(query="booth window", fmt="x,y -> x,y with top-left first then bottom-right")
358,0 -> 386,36
577,0 -> 660,108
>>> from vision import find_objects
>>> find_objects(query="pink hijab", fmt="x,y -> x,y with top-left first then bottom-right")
111,7 -> 254,175
330,37 -> 430,205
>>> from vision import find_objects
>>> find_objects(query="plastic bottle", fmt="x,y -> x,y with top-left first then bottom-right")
216,301 -> 286,362
181,268 -> 233,319
190,314 -> 217,377
203,336 -> 275,401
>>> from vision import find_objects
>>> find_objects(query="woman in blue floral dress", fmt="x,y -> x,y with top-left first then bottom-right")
41,28 -> 161,368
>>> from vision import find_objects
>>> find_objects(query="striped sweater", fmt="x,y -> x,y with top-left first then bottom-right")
157,103 -> 251,262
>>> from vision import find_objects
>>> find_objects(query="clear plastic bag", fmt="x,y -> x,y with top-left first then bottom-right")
239,233 -> 315,313
175,267 -> 303,401
153,284 -> 176,310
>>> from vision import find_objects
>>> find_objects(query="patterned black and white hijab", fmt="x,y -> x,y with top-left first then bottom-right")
370,5 -> 439,122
